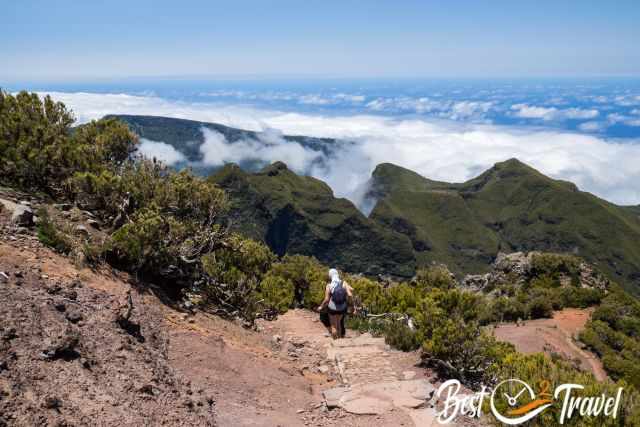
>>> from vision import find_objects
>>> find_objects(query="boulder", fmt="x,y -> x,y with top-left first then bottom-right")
322,386 -> 348,408
11,205 -> 35,227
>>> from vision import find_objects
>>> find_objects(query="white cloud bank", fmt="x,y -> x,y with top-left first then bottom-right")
511,104 -> 599,121
199,127 -> 322,171
137,138 -> 186,165
40,91 -> 640,208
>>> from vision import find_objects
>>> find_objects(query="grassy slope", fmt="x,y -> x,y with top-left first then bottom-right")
369,159 -> 640,294
210,162 -> 416,278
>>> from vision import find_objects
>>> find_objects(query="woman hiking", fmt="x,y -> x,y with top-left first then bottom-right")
317,268 -> 353,339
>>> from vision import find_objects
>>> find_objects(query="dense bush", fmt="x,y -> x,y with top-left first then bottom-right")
265,255 -> 326,308
580,288 -> 640,389
258,273 -> 295,314
0,91 -> 136,194
530,252 -> 581,285
491,352 -> 640,426
201,234 -> 275,286
36,208 -> 72,254
413,265 -> 456,290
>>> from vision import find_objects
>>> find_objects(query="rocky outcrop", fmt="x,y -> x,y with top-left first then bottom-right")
461,251 -> 610,292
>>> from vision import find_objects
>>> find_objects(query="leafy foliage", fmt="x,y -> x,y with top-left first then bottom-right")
0,91 -> 137,194
580,288 -> 640,389
264,254 -> 327,308
490,352 -> 640,426
413,265 -> 456,291
36,208 -> 72,254
258,273 -> 295,314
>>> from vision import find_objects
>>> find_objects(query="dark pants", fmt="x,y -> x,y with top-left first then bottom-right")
320,310 -> 346,336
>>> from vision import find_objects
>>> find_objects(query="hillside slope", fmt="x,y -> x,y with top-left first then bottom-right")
368,159 -> 640,294
209,162 -> 416,277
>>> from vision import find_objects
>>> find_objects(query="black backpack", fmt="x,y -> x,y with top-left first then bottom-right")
331,281 -> 347,305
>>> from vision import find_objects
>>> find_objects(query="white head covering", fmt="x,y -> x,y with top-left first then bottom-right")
328,268 -> 341,291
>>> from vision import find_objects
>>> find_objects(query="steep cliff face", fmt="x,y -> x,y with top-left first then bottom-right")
210,162 -> 416,278
368,159 -> 640,294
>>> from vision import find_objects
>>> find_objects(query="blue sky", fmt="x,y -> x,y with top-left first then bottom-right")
3,1 -> 640,207
2,0 -> 640,80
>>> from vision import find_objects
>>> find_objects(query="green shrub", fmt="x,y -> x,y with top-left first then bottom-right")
202,234 -> 275,286
530,252 -> 581,285
258,273 -> 295,314
36,208 -> 72,254
580,288 -> 640,390
422,317 -> 508,385
349,275 -> 389,313
266,255 -> 326,308
413,265 -> 455,290
490,351 -> 639,426
527,290 -> 554,318
345,314 -> 420,352
0,91 -> 137,194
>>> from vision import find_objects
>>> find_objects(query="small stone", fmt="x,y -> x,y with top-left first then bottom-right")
47,284 -> 62,295
138,384 -> 155,395
2,328 -> 18,341
54,302 -> 67,312
65,310 -> 83,324
43,395 -> 62,409
69,279 -> 83,288
81,358 -> 92,370
318,365 -> 330,374
63,289 -> 78,301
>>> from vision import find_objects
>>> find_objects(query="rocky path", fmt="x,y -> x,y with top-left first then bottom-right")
263,310 -> 478,427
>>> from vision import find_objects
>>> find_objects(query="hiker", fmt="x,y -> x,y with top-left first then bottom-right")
317,268 -> 352,339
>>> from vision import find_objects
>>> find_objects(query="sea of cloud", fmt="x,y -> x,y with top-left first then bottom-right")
39,91 -> 640,210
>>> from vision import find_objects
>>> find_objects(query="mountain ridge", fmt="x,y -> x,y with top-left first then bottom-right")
209,161 -> 417,278
368,159 -> 640,294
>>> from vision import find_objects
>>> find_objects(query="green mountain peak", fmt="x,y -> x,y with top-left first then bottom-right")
368,159 -> 640,294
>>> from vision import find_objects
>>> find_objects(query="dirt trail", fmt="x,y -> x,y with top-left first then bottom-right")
492,308 -> 607,381
261,311 -> 480,427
